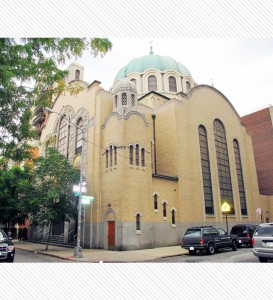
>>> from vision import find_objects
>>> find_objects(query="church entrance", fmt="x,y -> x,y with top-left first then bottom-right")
108,221 -> 115,250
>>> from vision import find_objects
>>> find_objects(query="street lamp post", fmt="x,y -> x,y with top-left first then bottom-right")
44,107 -> 86,258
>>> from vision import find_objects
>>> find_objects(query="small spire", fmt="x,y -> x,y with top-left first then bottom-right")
211,77 -> 214,87
149,40 -> 154,55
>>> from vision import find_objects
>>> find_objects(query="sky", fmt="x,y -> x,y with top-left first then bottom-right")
66,38 -> 273,117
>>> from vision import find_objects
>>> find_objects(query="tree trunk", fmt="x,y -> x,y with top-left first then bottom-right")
45,221 -> 52,251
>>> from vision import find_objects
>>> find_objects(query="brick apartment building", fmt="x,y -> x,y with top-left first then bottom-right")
241,106 -> 273,196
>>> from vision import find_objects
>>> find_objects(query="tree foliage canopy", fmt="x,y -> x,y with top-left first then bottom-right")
23,147 -> 80,227
0,38 -> 112,161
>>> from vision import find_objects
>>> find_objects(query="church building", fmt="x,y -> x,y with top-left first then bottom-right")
33,48 -> 271,250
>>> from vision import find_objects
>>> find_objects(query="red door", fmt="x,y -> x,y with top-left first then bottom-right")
108,221 -> 115,250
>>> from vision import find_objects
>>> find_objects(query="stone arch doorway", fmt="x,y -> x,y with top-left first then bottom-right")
104,208 -> 117,250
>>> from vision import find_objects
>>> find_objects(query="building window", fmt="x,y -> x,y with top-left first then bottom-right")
154,194 -> 158,210
169,76 -> 177,92
199,125 -> 214,214
75,69 -> 80,80
130,145 -> 134,165
141,148 -> 145,167
75,118 -> 83,155
122,93 -> 127,105
115,95 -> 118,108
214,119 -> 235,214
110,145 -> 113,168
136,214 -> 140,230
131,78 -> 136,84
114,146 -> 117,166
163,202 -> 167,218
136,144 -> 139,166
148,75 -> 157,91
131,94 -> 135,106
57,116 -> 67,156
172,210 -> 175,225
233,139 -> 247,215
186,81 -> 191,92
106,149 -> 109,168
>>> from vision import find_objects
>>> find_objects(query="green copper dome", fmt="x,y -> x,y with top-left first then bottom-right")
115,53 -> 192,81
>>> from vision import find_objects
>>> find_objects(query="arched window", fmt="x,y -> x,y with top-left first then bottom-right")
115,95 -> 118,108
122,93 -> 127,105
106,149 -> 109,168
110,145 -> 113,168
114,146 -> 117,166
172,210 -> 175,225
57,116 -> 67,156
130,145 -> 134,165
131,78 -> 136,84
154,194 -> 158,210
214,119 -> 234,214
75,69 -> 80,80
148,75 -> 157,91
169,76 -> 177,92
163,202 -> 167,218
75,118 -> 83,155
233,139 -> 247,215
136,144 -> 139,166
136,213 -> 141,230
141,148 -> 145,167
186,81 -> 191,92
199,125 -> 214,214
131,94 -> 135,106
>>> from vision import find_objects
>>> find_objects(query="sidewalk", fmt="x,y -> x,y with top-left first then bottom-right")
14,240 -> 188,263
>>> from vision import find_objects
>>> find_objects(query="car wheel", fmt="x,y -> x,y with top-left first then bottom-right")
232,240 -> 237,251
6,258 -> 14,263
207,243 -> 215,255
189,250 -> 196,255
237,244 -> 242,248
258,257 -> 268,263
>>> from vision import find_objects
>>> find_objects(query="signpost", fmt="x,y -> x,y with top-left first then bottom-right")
221,201 -> 231,233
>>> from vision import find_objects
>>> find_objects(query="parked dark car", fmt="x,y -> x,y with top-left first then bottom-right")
0,229 -> 15,263
181,226 -> 238,255
230,224 -> 259,247
252,223 -> 273,262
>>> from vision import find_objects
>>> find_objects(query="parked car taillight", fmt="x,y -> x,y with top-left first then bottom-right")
181,240 -> 184,246
252,238 -> 255,246
200,239 -> 204,245
247,233 -> 250,238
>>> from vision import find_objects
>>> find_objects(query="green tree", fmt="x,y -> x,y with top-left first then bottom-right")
0,162 -> 31,227
0,38 -> 112,161
24,147 -> 80,251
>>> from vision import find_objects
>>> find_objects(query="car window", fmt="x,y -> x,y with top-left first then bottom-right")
184,229 -> 201,237
210,229 -> 219,235
217,228 -> 227,235
0,231 -> 7,242
248,226 -> 257,233
254,226 -> 273,237
203,229 -> 211,236
231,226 -> 245,235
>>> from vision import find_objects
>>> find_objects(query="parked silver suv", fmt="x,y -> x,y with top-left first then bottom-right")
252,223 -> 273,263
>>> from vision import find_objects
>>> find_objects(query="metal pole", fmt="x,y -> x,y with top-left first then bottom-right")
226,213 -> 228,233
74,126 -> 86,257
90,201 -> 92,249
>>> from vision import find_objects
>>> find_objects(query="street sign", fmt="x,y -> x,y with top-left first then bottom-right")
73,185 -> 87,193
81,196 -> 94,204
221,202 -> 230,213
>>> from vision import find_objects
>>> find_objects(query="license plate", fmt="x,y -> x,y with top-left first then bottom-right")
267,242 -> 273,247
189,247 -> 194,250
239,240 -> 241,243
